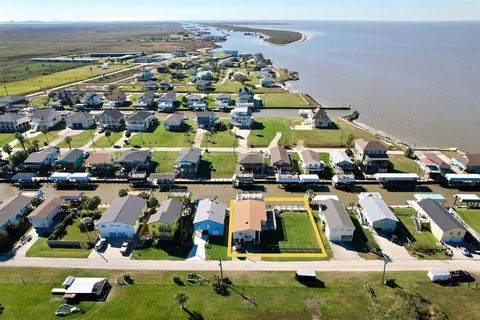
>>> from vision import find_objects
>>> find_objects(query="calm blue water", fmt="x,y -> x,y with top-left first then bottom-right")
216,21 -> 480,152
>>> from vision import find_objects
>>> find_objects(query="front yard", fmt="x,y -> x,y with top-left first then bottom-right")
26,237 -> 92,258
389,155 -> 419,174
201,122 -> 238,148
455,209 -> 480,234
128,120 -> 194,148
198,152 -> 237,179
56,128 -> 97,148
94,131 -> 124,148
152,151 -> 178,173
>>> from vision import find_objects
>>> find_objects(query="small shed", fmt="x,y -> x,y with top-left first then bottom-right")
427,269 -> 450,282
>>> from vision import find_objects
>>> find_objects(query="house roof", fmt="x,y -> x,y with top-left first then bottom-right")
98,109 -> 123,121
358,197 -> 398,223
319,199 -> 355,229
0,195 -> 32,225
115,149 -> 150,163
216,93 -> 231,99
330,150 -> 353,165
232,200 -> 266,232
57,149 -> 84,163
164,112 -> 184,122
195,111 -> 214,119
107,91 -> 126,101
31,107 -> 57,121
83,92 -> 98,100
356,139 -> 387,153
300,149 -> 320,163
193,198 -> 227,225
24,147 -> 58,164
422,153 -> 449,169
269,146 -> 291,165
67,112 -> 94,122
0,112 -> 28,122
196,80 -> 211,86
238,153 -> 263,165
453,153 -> 480,167
97,195 -> 146,226
84,152 -> 112,165
139,92 -> 155,100
161,92 -> 176,100
147,198 -> 182,225
126,111 -> 153,122
311,108 -> 329,120
187,94 -> 203,101
417,199 -> 465,232
176,147 -> 201,164
28,197 -> 61,218
0,95 -> 27,104
238,87 -> 253,96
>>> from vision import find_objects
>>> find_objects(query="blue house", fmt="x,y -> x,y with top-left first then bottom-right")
193,198 -> 227,236
54,149 -> 85,171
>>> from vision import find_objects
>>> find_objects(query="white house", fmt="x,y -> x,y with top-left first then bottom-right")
319,199 -> 355,242
125,111 -> 154,132
97,109 -> 124,130
157,92 -> 176,111
95,195 -> 146,238
358,197 -> 398,233
300,149 -> 325,173
308,108 -> 331,128
22,147 -> 60,171
0,194 -> 33,230
66,112 -> 95,129
230,106 -> 253,129
330,150 -> 354,171
260,77 -> 275,87
27,197 -> 62,231
0,112 -> 30,132
30,107 -> 61,130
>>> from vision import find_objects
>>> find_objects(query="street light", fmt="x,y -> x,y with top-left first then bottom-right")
381,253 -> 391,285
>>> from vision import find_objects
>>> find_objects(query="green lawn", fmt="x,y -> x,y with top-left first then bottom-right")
61,217 -> 98,242
248,117 -> 379,148
455,209 -> 480,234
129,121 -> 193,148
389,155 -> 419,173
349,212 -> 381,260
201,122 -> 238,148
393,208 -> 450,260
0,268 -> 477,320
55,129 -> 97,148
94,131 -> 124,148
0,133 -> 16,146
151,151 -> 178,173
1,64 -> 128,96
25,238 -> 91,258
290,152 -> 304,173
22,130 -> 62,148
206,233 -> 231,261
131,243 -> 191,261
262,93 -> 310,108
198,152 -> 237,179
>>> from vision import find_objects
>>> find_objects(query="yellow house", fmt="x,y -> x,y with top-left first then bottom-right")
147,198 -> 183,240
413,199 -> 467,243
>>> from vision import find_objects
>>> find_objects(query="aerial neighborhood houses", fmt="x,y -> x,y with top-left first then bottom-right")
230,106 -> 253,129
300,149 -> 325,173
0,112 -> 30,132
147,198 -> 183,240
66,112 -> 95,129
232,199 -> 275,244
357,197 -> 398,233
125,110 -> 154,132
193,198 -> 227,236
173,147 -> 202,178
96,109 -> 124,130
354,139 -> 389,174
22,147 -> 60,171
319,199 -> 355,242
30,107 -> 61,130
451,153 -> 480,173
0,194 -> 34,230
163,112 -> 185,131
27,197 -> 62,232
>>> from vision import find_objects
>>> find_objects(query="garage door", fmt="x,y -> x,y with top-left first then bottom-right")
109,232 -> 118,238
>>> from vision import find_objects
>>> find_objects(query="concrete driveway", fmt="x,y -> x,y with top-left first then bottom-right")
372,232 -> 416,261
329,241 -> 363,261
88,238 -> 132,260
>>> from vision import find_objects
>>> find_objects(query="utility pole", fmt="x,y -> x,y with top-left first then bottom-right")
89,130 -> 96,151
381,253 -> 390,285
219,257 -> 224,283
3,85 -> 8,96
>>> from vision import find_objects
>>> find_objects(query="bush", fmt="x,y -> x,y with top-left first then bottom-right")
0,229 -> 9,250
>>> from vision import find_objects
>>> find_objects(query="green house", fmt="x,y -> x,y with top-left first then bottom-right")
147,198 -> 183,240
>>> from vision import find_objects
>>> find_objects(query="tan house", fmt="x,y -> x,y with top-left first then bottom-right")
232,199 -> 272,244
27,197 -> 62,231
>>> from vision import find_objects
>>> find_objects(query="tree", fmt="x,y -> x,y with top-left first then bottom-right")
2,144 -> 12,156
40,126 -> 49,145
31,197 -> 43,207
15,132 -> 26,151
119,118 -> 126,131
105,130 -> 112,145
404,147 -> 415,159
8,150 -> 28,167
89,196 -> 101,211
175,292 -> 188,310
125,130 -> 131,138
138,191 -> 149,200
30,139 -> 39,152
0,229 -> 9,250
118,189 -> 128,197
147,196 -> 159,208
346,134 -> 355,149
64,136 -> 72,150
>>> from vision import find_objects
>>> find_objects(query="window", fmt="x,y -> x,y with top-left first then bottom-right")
101,225 -> 105,228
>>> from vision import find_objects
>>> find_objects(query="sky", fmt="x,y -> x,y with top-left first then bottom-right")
0,0 -> 479,22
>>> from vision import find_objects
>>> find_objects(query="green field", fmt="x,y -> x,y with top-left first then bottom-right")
25,238 -> 92,258
151,151 -> 178,173
393,208 -> 450,260
1,64 -> 128,96
0,133 -> 16,146
262,93 -> 310,108
55,129 -> 97,148
129,121 -> 193,148
201,122 -> 238,148
198,152 -> 237,179
94,131 -> 124,148
389,155 -> 419,173
22,130 -> 62,148
1,268 -> 475,319
455,209 -> 480,234
248,117 -> 379,148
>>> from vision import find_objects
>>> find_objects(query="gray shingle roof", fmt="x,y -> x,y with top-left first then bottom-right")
99,109 -> 123,121
358,197 -> 398,223
269,146 -> 290,165
57,149 -> 83,163
176,147 -> 201,164
301,149 -> 320,163
115,149 -> 150,163
97,195 -> 146,226
417,199 -> 465,232
0,195 -> 32,225
148,198 -> 182,225
238,153 -> 263,165
319,199 -> 354,229
126,111 -> 153,122
330,150 -> 353,165
356,139 -> 387,153
31,107 -> 57,121
67,112 -> 94,122
24,147 -> 59,164
0,95 -> 27,104
193,198 -> 226,225
0,112 -> 27,122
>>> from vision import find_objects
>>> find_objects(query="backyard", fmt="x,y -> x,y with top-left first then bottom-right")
0,268 -> 477,320
151,151 -> 179,173
393,207 -> 450,260
201,122 -> 238,148
261,92 -> 310,108
128,121 -> 194,148
198,152 -> 237,179
454,209 -> 480,234
389,155 -> 420,174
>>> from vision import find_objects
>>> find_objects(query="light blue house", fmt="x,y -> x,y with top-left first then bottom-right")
193,198 -> 227,236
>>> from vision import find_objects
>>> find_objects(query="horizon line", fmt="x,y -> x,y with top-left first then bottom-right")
1,19 -> 479,23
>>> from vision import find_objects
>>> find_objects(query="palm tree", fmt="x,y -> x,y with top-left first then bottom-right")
64,136 -> 72,150
2,144 -> 12,156
346,134 -> 355,149
175,292 -> 188,310
105,130 -> 112,146
40,126 -> 49,145
15,132 -> 26,151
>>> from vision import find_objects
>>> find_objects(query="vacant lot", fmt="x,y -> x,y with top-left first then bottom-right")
129,121 -> 193,148
198,152 -> 237,179
0,268 -> 477,320
262,93 -> 310,108
455,209 -> 480,234
151,151 -> 178,173
389,155 -> 419,173
201,122 -> 238,148
131,243 -> 191,261
25,237 -> 91,258
56,129 -> 97,148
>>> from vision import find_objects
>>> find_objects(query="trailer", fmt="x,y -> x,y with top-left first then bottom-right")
427,269 -> 450,282
299,174 -> 320,184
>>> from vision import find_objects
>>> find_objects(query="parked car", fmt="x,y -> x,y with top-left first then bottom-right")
95,238 -> 106,251
459,246 -> 471,257
113,145 -> 121,149
120,241 -> 130,254
98,127 -> 105,133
